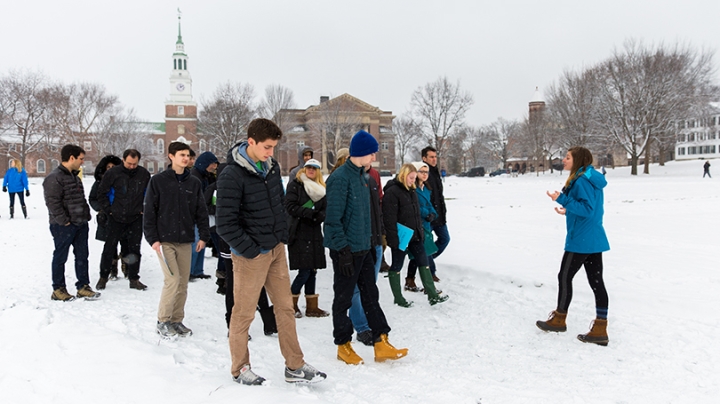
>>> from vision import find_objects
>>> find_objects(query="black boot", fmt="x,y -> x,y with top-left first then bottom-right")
21,205 -> 27,219
9,206 -> 14,219
258,306 -> 277,336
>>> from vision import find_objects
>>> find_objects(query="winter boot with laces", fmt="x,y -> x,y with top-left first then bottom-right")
418,266 -> 448,305
388,271 -> 413,307
356,330 -> 375,346
536,310 -> 567,332
96,277 -> 108,290
51,287 -> 76,302
156,321 -> 178,338
233,364 -> 265,385
292,294 -> 303,318
305,294 -> 329,317
337,341 -> 364,365
129,279 -> 147,290
404,277 -> 422,292
77,285 -> 101,300
577,319 -> 609,346
172,322 -> 193,336
284,362 -> 327,384
374,334 -> 408,362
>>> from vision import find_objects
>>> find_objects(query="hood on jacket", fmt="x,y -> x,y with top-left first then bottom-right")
573,165 -> 607,191
297,146 -> 314,165
227,141 -> 275,176
194,151 -> 219,174
94,155 -> 123,181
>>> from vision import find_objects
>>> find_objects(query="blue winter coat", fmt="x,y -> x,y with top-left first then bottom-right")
415,184 -> 437,234
3,167 -> 29,193
555,165 -> 610,254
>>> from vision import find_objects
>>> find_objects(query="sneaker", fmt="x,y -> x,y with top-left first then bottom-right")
356,330 -> 375,346
172,322 -> 193,337
77,285 -> 101,300
96,277 -> 108,290
233,364 -> 265,386
129,279 -> 147,290
190,273 -> 211,280
157,321 -> 178,338
284,362 -> 327,384
51,287 -> 76,302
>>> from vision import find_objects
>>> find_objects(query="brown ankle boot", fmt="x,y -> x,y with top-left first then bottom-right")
404,277 -> 421,292
305,294 -> 329,317
536,310 -> 567,332
578,319 -> 609,346
292,294 -> 303,318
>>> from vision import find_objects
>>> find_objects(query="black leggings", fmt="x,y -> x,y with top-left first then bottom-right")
556,251 -> 608,312
9,192 -> 25,207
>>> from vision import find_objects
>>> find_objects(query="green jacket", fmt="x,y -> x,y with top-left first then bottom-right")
323,159 -> 372,253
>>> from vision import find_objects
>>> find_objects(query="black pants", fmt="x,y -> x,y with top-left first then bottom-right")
390,238 -> 428,273
100,216 -> 143,280
331,249 -> 390,345
556,251 -> 608,312
9,192 -> 25,208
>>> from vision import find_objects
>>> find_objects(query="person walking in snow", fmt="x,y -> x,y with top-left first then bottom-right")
3,159 -> 30,219
422,146 -> 449,282
88,155 -> 127,280
538,146 -> 611,346
189,151 -> 219,280
143,141 -> 210,338
324,130 -> 408,365
405,161 -> 439,293
216,118 -> 326,385
42,144 -> 100,301
703,161 -> 711,178
285,158 -> 330,318
383,163 -> 448,308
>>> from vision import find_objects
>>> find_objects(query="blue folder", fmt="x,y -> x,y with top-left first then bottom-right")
397,223 -> 414,251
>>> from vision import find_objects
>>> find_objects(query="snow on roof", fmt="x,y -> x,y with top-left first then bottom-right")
530,86 -> 544,103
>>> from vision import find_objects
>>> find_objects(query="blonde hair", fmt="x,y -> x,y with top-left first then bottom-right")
296,167 -> 326,188
12,159 -> 22,171
397,163 -> 417,191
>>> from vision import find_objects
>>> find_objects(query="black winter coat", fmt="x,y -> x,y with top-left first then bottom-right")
426,164 -> 447,226
285,178 -> 327,270
88,181 -> 110,241
367,174 -> 384,247
143,169 -> 210,245
382,178 -> 424,250
42,164 -> 91,226
97,165 -> 150,223
216,142 -> 288,259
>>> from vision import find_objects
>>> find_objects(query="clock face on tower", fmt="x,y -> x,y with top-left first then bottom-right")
176,83 -> 185,91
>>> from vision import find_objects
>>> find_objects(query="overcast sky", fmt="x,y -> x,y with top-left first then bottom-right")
2,0 -> 719,127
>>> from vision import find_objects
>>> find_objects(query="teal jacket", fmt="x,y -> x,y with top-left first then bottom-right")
323,159 -> 372,253
556,165 -> 610,254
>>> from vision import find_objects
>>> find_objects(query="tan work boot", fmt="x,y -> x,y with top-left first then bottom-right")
536,310 -> 567,332
51,287 -> 76,302
305,294 -> 329,317
292,294 -> 303,318
77,285 -> 101,300
374,334 -> 408,362
337,342 -> 364,365
578,319 -> 609,346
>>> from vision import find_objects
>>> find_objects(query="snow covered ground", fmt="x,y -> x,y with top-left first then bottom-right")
1,159 -> 718,404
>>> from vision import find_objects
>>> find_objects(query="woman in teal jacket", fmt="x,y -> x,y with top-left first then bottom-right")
3,159 -> 30,219
537,147 -> 610,346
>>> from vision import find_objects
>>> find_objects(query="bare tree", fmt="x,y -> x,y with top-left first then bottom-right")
0,69 -> 53,168
257,84 -> 296,131
47,82 -> 119,145
198,81 -> 256,157
482,118 -> 521,169
545,69 -> 603,150
410,76 -> 474,164
392,114 -> 422,165
93,107 -> 154,158
308,96 -> 363,167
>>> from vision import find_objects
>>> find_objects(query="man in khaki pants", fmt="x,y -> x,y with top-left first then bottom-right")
216,118 -> 326,386
143,141 -> 209,337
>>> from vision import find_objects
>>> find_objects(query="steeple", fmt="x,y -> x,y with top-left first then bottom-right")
176,8 -> 184,47
167,8 -> 194,105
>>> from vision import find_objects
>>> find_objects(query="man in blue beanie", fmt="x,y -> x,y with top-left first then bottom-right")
190,151 -> 219,280
324,130 -> 408,365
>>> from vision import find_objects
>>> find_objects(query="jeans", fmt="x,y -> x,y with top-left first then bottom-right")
349,245 -> 382,333
50,223 -> 90,290
331,248 -> 390,345
190,226 -> 206,276
430,224 -> 450,273
291,268 -> 317,295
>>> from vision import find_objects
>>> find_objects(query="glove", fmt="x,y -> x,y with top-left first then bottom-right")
425,213 -> 436,222
338,246 -> 354,277
25,190 -> 30,197
97,211 -> 108,225
2,186 -> 6,192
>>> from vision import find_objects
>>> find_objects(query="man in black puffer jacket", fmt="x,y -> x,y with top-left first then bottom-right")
216,118 -> 325,386
96,149 -> 151,291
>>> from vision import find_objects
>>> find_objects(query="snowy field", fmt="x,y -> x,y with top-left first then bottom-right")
0,159 -> 718,404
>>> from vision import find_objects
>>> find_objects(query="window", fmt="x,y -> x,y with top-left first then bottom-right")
146,161 -> 155,173
51,159 -> 59,170
688,133 -> 695,142
178,124 -> 185,135
83,141 -> 92,151
174,59 -> 177,70
157,139 -> 165,154
178,106 -> 184,116
381,142 -> 389,151
678,147 -> 685,155
296,141 -> 305,147
37,159 -> 46,173
703,145 -> 716,154
383,156 -> 387,165
199,139 -> 207,153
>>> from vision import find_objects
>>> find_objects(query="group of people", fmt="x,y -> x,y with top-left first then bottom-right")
38,117 -> 612,387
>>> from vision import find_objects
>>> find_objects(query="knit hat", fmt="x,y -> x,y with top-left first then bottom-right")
335,148 -> 349,162
349,130 -> 379,157
411,161 -> 428,172
304,158 -> 322,169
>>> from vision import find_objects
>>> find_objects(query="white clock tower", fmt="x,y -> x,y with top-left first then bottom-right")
167,10 -> 194,105
164,9 -> 198,147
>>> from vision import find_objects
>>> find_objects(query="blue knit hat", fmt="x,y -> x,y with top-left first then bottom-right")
349,130 -> 379,157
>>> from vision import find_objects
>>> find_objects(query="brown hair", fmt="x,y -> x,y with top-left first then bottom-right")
397,163 -> 418,191
247,118 -> 282,142
564,146 -> 594,188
